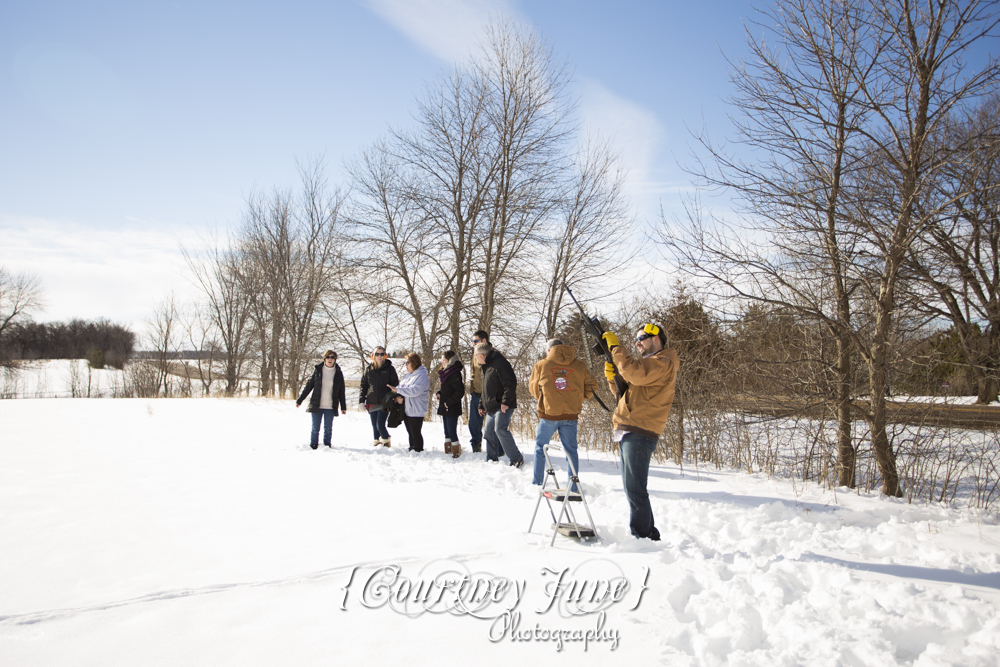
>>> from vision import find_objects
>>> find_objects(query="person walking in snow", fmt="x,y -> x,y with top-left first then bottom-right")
528,338 -> 597,493
436,350 -> 464,458
296,349 -> 347,449
601,324 -> 678,541
467,329 -> 490,454
359,346 -> 399,447
474,341 -> 524,467
388,352 -> 430,452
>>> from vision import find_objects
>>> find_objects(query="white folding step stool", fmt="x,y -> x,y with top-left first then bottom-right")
528,444 -> 599,545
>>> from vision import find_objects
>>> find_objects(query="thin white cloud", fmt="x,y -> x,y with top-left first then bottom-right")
577,78 -> 679,224
364,0 -> 516,62
0,217 -> 196,331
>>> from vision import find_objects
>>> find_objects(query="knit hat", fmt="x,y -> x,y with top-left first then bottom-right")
546,338 -> 563,350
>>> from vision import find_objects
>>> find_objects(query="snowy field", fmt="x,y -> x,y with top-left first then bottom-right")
2,397 -> 999,666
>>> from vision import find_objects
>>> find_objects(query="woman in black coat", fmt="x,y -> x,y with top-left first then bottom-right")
436,350 -> 465,458
359,346 -> 399,447
296,349 -> 347,449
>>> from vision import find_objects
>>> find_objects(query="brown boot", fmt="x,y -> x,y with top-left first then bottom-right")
381,437 -> 391,448
444,440 -> 452,454
452,443 -> 461,459
372,439 -> 380,447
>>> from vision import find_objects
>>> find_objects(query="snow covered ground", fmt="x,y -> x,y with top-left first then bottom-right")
1,397 -> 999,666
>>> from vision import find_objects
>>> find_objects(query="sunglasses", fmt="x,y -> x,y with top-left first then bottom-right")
635,333 -> 655,343
374,353 -> 386,357
473,338 -> 482,344
325,356 -> 336,360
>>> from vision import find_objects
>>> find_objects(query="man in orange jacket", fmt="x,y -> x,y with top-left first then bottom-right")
528,338 -> 597,492
602,324 -> 679,541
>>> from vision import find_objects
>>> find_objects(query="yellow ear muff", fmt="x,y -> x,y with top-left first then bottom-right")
644,323 -> 660,336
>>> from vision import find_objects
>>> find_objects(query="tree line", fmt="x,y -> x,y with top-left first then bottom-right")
0,318 -> 136,369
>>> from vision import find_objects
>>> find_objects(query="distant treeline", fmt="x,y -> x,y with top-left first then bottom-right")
1,319 -> 136,368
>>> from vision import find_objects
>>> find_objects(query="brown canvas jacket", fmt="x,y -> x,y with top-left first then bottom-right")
528,345 -> 596,421
470,354 -> 483,395
608,346 -> 679,439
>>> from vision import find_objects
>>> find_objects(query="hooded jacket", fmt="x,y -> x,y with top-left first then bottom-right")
297,362 -> 347,414
396,364 -> 430,418
607,345 -> 679,439
481,349 -> 517,414
528,344 -> 597,421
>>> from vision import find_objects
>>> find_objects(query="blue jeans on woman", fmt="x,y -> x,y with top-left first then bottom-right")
619,432 -> 660,540
310,409 -> 335,448
532,419 -> 579,492
369,409 -> 390,440
442,415 -> 459,442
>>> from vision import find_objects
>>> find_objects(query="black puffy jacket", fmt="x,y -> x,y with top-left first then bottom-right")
359,359 -> 399,408
297,362 -> 347,414
436,359 -> 465,417
481,350 -> 517,414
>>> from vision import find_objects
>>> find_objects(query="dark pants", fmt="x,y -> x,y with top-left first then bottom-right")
369,409 -> 390,440
404,416 -> 424,451
310,409 -> 335,447
619,433 -> 660,540
469,394 -> 483,449
442,415 -> 459,442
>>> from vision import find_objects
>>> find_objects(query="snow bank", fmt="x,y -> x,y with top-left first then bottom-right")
1,398 -> 998,665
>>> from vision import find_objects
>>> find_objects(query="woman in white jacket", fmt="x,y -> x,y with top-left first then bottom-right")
389,352 -> 430,452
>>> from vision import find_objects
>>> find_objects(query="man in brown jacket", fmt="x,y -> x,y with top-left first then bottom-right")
602,324 -> 679,541
528,339 -> 597,492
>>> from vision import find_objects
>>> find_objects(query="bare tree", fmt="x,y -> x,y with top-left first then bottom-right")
474,18 -> 575,331
0,267 -> 45,364
907,94 -> 1000,403
346,139 -> 453,368
147,293 -> 179,397
663,0 -> 999,496
393,65 -> 496,351
182,233 -> 254,396
538,134 -> 634,338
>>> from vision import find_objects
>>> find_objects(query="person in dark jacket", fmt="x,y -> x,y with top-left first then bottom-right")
474,342 -> 524,467
359,346 -> 399,447
436,350 -> 464,458
296,349 -> 347,449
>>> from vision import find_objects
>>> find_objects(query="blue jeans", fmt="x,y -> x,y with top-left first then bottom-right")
484,408 -> 521,463
310,409 -> 335,447
532,419 -> 579,492
442,415 -> 459,442
469,394 -> 483,449
369,409 -> 390,440
619,433 -> 659,539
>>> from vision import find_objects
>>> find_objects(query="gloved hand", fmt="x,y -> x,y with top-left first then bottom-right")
604,362 -> 616,381
602,331 -> 620,349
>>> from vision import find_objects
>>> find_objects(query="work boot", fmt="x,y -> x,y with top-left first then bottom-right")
452,443 -> 461,459
444,440 -> 452,454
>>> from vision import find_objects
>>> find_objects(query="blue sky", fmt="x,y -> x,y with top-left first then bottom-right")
0,0 -> 752,327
